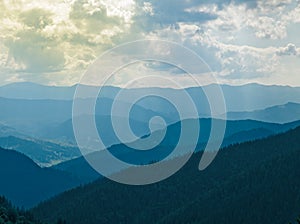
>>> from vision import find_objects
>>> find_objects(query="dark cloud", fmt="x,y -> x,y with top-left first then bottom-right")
133,0 -> 217,31
132,0 -> 258,32
144,61 -> 185,75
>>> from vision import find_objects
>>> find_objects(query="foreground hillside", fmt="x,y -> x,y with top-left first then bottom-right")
0,148 -> 82,208
0,196 -> 43,224
32,126 -> 300,224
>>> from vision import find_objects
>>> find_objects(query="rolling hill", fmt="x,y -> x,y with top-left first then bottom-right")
40,114 -> 166,146
0,147 -> 83,208
0,123 -> 24,138
0,97 -> 172,143
1,83 -> 300,143
227,102 -> 300,123
0,136 -> 81,167
53,118 -> 300,183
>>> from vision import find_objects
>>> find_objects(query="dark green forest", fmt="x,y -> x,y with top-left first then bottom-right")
290,217 -> 300,224
0,147 -> 81,208
0,196 -> 41,224
31,126 -> 300,224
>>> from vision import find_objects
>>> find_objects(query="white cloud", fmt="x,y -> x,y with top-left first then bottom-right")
0,0 -> 135,84
0,0 -> 300,86
283,2 -> 300,23
142,2 -> 154,16
276,43 -> 300,56
200,2 -> 290,40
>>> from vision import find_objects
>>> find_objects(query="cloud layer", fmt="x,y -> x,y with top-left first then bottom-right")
0,0 -> 299,86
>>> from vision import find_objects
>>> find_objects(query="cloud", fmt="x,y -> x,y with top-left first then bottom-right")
133,0 -> 218,32
198,2 -> 291,40
20,8 -> 53,29
145,21 -> 278,81
4,7 -> 66,73
0,0 -> 300,86
0,0 -> 134,79
276,43 -> 300,56
139,0 -> 300,85
215,44 -> 278,79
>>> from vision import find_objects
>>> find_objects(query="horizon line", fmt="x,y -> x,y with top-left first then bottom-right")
1,81 -> 299,89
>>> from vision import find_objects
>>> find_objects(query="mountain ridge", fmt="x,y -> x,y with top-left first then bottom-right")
32,126 -> 300,224
227,102 -> 300,123
0,147 -> 83,208
53,118 -> 300,183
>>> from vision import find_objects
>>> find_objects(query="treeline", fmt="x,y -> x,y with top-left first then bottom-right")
0,196 -> 41,224
0,196 -> 67,224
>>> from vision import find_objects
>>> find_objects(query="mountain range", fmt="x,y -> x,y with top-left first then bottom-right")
0,81 -> 300,222
1,117 -> 298,209
1,82 -> 300,113
2,114 -> 298,169
0,97 -> 172,143
1,82 -> 300,144
53,118 -> 300,183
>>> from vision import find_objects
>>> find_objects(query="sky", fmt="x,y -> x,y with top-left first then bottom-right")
0,0 -> 300,87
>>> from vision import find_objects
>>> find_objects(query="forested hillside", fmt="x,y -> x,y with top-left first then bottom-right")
32,126 -> 300,224
0,148 -> 82,208
0,196 -> 42,224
